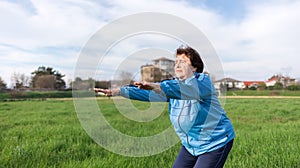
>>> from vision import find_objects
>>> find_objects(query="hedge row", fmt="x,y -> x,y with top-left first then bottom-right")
0,91 -> 97,101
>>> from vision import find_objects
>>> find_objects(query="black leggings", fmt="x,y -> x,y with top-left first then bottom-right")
172,139 -> 234,168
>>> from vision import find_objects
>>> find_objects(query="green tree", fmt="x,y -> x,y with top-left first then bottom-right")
31,66 -> 66,89
274,81 -> 283,90
287,84 -> 300,91
258,83 -> 267,90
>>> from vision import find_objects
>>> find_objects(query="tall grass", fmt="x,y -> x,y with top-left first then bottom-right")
225,99 -> 300,167
0,98 -> 300,167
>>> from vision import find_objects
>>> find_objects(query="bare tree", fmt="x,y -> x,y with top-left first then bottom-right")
118,71 -> 133,85
0,76 -> 7,90
11,72 -> 30,89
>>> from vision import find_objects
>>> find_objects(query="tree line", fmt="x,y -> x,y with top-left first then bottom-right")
1,67 -> 299,92
0,66 -> 66,91
0,67 -> 134,92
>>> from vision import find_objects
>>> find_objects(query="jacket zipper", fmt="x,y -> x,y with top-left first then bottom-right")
177,100 -> 195,156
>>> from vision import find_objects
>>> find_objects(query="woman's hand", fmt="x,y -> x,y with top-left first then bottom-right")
94,88 -> 120,97
134,82 -> 162,93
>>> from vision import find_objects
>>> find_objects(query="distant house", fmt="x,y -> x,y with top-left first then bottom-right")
243,81 -> 265,89
141,64 -> 162,82
266,76 -> 278,87
266,74 -> 296,87
141,57 -> 175,82
214,77 -> 244,90
296,78 -> 300,85
152,57 -> 175,80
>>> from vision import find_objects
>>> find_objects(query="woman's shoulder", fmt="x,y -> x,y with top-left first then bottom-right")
194,73 -> 210,80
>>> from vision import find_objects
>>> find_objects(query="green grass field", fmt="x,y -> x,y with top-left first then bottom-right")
1,98 -> 300,168
226,90 -> 300,96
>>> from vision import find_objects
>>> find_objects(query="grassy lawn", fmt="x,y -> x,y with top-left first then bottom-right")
0,98 -> 300,167
226,90 -> 300,96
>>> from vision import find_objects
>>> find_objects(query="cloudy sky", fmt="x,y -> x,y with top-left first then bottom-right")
0,0 -> 299,87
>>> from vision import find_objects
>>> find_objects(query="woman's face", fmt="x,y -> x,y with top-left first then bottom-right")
175,54 -> 197,80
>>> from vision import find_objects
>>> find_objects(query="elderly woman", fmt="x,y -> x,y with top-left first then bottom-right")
95,46 -> 235,168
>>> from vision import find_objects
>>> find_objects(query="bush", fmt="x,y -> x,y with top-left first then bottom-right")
249,86 -> 257,90
0,91 -> 74,101
9,91 -> 29,99
274,82 -> 283,90
287,85 -> 300,91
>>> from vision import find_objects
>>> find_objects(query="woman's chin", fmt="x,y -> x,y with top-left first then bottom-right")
175,75 -> 185,80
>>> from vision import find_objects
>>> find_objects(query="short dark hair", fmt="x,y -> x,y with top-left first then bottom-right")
176,46 -> 204,73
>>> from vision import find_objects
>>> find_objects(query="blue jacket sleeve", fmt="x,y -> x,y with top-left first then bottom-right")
120,85 -> 168,102
159,74 -> 215,100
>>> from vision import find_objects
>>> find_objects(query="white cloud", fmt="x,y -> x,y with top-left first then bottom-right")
186,0 -> 300,80
222,0 -> 300,80
0,0 -> 106,87
0,0 -> 299,87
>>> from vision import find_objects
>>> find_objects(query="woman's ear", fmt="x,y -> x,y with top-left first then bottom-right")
192,66 -> 197,73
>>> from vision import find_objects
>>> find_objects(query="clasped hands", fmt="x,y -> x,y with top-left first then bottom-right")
93,82 -> 162,97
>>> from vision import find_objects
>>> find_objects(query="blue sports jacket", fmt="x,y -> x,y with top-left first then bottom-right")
120,73 -> 235,156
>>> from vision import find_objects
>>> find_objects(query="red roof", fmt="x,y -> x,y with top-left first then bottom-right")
267,77 -> 278,82
244,81 -> 264,86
